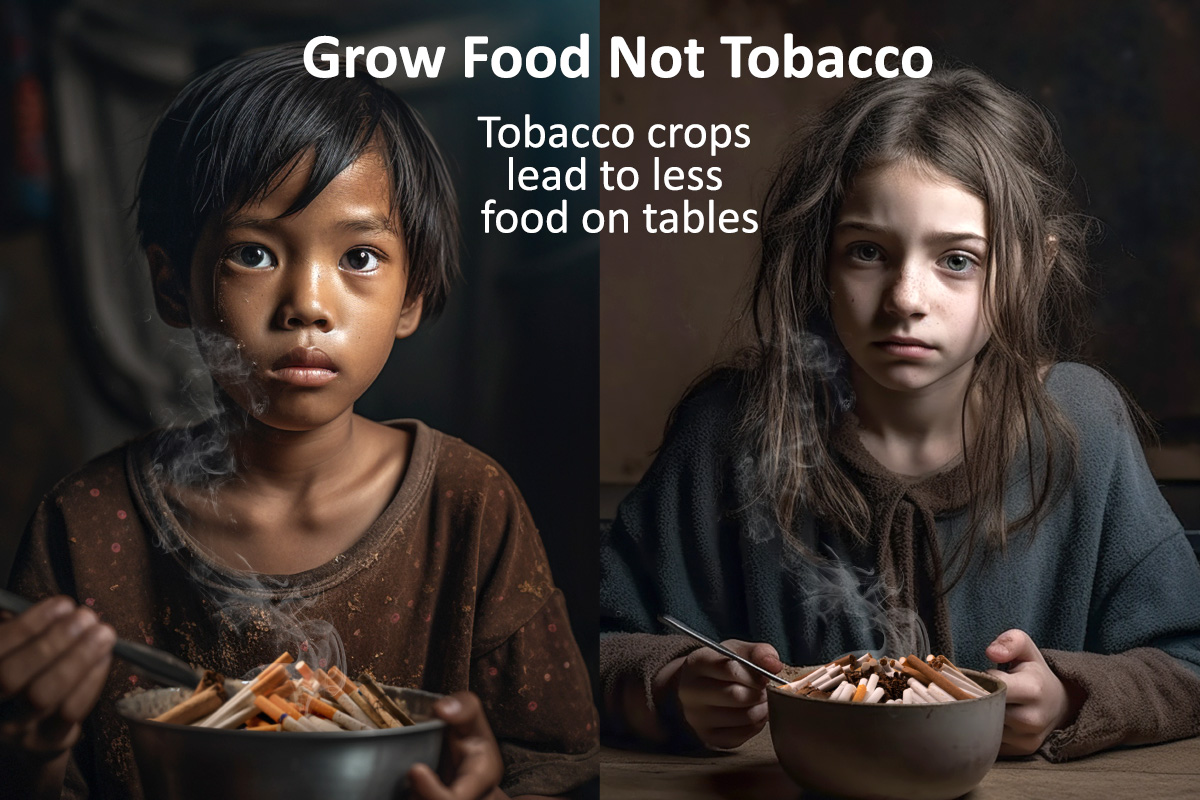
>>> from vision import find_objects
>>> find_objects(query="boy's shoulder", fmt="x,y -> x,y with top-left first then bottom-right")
37,438 -> 143,516
393,421 -> 533,530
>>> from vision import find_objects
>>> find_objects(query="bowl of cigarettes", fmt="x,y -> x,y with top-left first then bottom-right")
767,652 -> 1006,800
116,654 -> 445,800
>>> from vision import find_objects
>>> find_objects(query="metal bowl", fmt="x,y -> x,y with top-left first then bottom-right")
117,685 -> 444,800
767,668 -> 1005,800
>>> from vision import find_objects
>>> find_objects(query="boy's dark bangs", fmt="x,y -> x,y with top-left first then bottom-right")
139,44 -> 459,318
190,62 -> 389,229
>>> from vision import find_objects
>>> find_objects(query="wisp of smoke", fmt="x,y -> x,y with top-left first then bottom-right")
145,326 -> 348,677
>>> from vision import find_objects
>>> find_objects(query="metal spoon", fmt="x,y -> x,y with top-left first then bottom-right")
658,614 -> 787,686
0,588 -> 239,694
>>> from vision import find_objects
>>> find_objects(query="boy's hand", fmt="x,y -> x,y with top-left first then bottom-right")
985,629 -> 1083,756
672,639 -> 784,750
408,691 -> 506,800
0,595 -> 116,759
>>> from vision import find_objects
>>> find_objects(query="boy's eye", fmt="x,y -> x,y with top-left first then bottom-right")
229,245 -> 276,269
342,248 -> 380,272
849,243 -> 883,262
942,254 -> 975,273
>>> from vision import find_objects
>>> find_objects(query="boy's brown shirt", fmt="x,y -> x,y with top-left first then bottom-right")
9,420 -> 598,798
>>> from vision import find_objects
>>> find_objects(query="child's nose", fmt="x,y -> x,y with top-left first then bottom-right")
275,263 -> 333,331
883,262 -> 928,318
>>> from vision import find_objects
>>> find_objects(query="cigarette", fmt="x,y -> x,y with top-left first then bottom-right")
832,654 -> 855,667
904,654 -> 973,701
151,683 -> 225,726
254,694 -> 317,732
328,667 -> 389,728
814,672 -> 847,692
865,687 -> 885,704
356,678 -> 405,728
866,673 -> 879,694
785,667 -> 827,691
851,682 -> 868,702
926,682 -> 955,702
360,673 -> 415,726
316,669 -> 378,728
832,682 -> 855,702
902,687 -> 926,705
907,678 -> 936,703
302,696 -> 371,731
938,664 -> 989,697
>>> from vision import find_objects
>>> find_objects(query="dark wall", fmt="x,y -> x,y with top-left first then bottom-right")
601,0 -> 1200,485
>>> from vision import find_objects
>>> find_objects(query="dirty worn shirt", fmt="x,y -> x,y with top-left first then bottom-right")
9,419 -> 599,798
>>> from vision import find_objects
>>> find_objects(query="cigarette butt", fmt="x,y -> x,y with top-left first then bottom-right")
281,716 -> 311,733
866,673 -> 879,694
295,662 -> 315,682
865,687 -> 885,704
255,695 -> 286,723
277,698 -> 304,719
306,715 -> 343,732
304,697 -> 340,719
904,654 -> 973,701
246,723 -> 282,732
851,684 -> 868,702
832,654 -> 854,667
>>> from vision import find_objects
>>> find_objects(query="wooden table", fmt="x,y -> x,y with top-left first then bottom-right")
600,729 -> 1200,799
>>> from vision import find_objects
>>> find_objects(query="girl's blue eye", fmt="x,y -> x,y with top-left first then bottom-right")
944,254 -> 974,272
342,248 -> 379,272
850,243 -> 883,262
231,245 -> 275,269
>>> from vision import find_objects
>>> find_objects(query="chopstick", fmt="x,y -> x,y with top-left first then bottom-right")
0,588 -> 232,693
658,614 -> 788,686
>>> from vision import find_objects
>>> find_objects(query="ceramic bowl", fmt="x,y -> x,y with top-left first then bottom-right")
767,668 -> 1005,800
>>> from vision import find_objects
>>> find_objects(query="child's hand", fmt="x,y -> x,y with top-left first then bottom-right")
408,691 -> 506,800
673,639 -> 784,750
0,596 -> 116,759
984,629 -> 1083,756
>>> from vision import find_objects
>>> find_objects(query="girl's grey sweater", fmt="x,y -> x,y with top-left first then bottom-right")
600,363 -> 1200,760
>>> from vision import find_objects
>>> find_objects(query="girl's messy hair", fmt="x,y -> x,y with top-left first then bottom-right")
136,43 -> 459,319
741,63 -> 1098,577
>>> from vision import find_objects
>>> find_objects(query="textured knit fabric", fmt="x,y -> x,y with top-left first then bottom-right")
599,363 -> 1200,759
9,420 -> 598,798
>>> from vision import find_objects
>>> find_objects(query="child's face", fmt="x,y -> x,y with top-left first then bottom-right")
183,150 -> 421,431
827,161 -> 991,396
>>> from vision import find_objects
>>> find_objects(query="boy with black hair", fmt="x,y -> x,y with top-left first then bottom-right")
1,44 -> 598,799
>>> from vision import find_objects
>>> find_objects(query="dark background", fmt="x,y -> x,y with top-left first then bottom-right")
0,0 -> 600,686
599,0 -> 1200,534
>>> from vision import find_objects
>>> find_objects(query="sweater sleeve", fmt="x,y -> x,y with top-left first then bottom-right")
1038,364 -> 1200,760
599,375 -> 747,737
6,497 -> 93,799
467,474 -> 598,797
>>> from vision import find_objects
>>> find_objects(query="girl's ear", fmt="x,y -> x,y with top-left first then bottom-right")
395,294 -> 424,340
147,245 -> 191,329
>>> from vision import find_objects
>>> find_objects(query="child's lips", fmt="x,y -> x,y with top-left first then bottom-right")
268,347 -> 338,386
874,338 -> 936,358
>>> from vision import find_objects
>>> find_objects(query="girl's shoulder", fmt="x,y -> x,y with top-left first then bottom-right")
1044,361 -> 1131,428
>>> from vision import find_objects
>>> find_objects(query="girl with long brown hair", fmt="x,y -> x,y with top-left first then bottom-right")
600,65 -> 1200,760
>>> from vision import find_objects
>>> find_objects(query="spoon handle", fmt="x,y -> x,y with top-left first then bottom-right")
0,588 -> 203,690
658,614 -> 787,686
